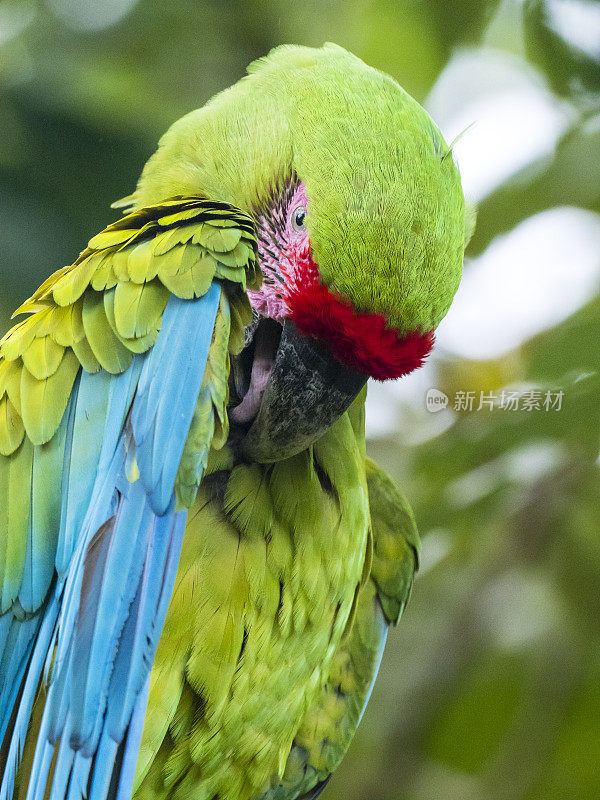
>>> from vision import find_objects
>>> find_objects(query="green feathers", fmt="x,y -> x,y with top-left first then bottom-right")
133,43 -> 466,337
1,43 -> 462,800
366,458 -> 419,623
176,289 -> 252,508
259,459 -> 420,800
0,197 -> 258,623
0,198 -> 259,454
135,415 -> 372,800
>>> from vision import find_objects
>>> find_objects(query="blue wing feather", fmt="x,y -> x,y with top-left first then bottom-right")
88,733 -> 119,800
105,512 -> 170,739
0,282 -> 223,800
56,370 -> 107,576
0,385 -> 79,746
70,483 -> 154,753
0,615 -> 39,741
133,286 -> 220,514
49,720 -> 75,800
67,753 -> 92,800
0,593 -> 61,800
114,674 -> 151,800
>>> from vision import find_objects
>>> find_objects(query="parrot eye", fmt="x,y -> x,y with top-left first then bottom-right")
292,206 -> 307,232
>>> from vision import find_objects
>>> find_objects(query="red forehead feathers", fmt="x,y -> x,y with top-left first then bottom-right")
287,252 -> 434,380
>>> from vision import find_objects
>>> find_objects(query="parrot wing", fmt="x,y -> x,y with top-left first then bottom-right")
263,458 -> 419,800
365,457 -> 419,625
0,198 -> 259,800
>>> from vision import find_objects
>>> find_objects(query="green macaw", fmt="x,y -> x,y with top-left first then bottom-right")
0,43 -> 466,800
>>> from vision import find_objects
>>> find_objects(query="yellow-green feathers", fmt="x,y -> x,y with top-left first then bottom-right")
0,198 -> 258,620
135,413 -> 371,800
261,460 -> 419,800
0,198 -> 258,454
132,43 -> 466,336
2,42 -> 458,800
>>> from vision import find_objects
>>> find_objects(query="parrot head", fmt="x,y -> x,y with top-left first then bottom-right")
132,44 -> 469,462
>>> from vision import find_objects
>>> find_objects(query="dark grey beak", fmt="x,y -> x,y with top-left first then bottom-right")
242,320 -> 367,463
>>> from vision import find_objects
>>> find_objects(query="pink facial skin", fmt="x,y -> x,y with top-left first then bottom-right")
248,182 -> 310,320
246,179 -> 434,381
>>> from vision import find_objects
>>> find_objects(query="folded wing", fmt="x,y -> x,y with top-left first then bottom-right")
0,198 -> 259,800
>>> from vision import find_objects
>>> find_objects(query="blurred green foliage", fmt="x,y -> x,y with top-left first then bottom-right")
0,1 -> 598,798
